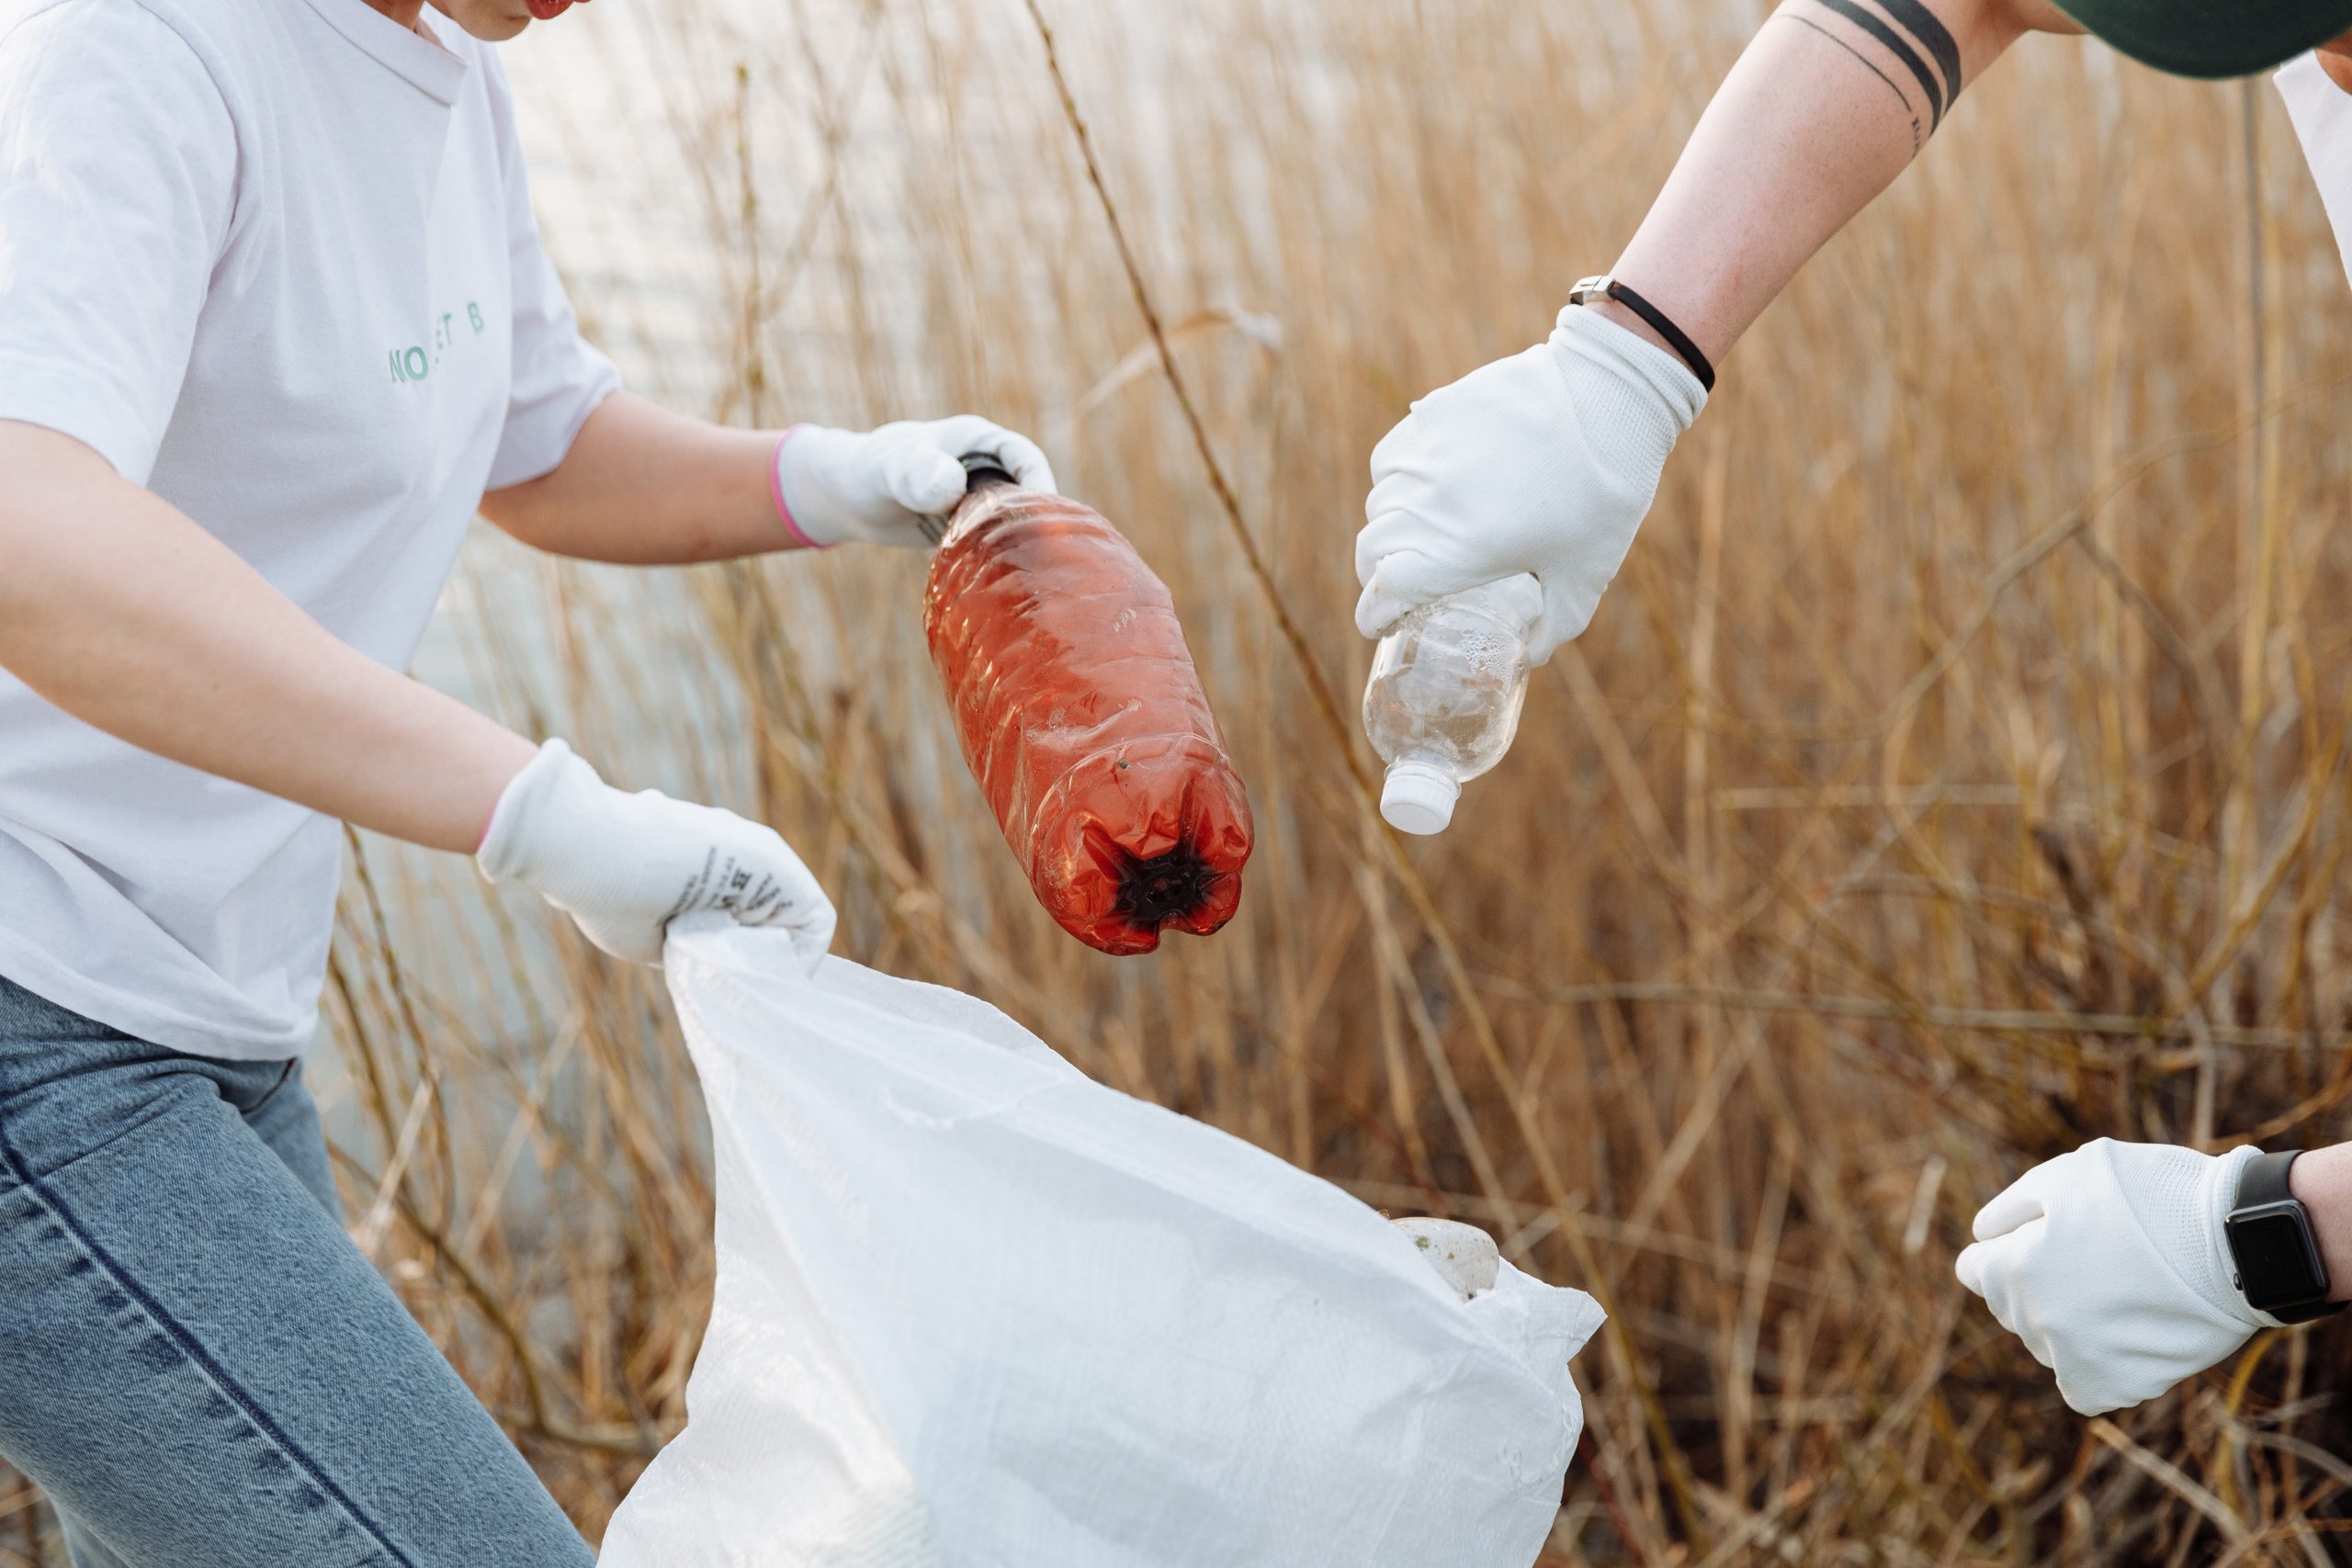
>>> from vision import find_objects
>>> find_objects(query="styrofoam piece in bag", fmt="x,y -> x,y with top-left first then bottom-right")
597,920 -> 1602,1568
1392,1216 -> 1504,1301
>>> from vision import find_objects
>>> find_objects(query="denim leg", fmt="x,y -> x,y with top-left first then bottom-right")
51,1057 -> 348,1567
0,979 -> 594,1568
242,1060 -> 341,1220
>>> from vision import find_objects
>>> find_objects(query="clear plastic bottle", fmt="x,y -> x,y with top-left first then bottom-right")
1361,575 -> 1541,835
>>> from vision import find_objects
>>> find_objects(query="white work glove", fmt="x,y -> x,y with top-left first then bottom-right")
1356,304 -> 1706,664
1955,1140 -> 2279,1416
477,739 -> 836,971
774,416 -> 1057,548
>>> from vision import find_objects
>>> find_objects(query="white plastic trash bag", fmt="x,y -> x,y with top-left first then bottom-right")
597,921 -> 1604,1568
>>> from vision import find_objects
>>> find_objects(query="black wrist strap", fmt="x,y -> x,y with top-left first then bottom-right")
2240,1149 -> 2301,1209
1569,275 -> 1716,392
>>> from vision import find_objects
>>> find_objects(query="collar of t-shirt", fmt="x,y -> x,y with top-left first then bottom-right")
297,0 -> 467,105
2280,52 -> 2352,289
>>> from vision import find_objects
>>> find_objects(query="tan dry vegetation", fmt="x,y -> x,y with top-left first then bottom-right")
14,0 -> 2352,1562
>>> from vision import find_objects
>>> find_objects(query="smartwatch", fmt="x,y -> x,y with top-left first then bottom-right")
2223,1150 -> 2348,1325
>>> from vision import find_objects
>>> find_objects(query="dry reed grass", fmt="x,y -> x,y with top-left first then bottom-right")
15,0 -> 2352,1562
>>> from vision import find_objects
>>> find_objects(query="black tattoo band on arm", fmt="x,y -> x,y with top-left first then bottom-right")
1783,13 -> 1924,152
1873,0 -> 1962,108
1809,0 -> 1946,129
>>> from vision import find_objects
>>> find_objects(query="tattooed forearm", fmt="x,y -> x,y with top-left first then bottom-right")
1781,0 -> 1966,153
1601,0 -> 2034,368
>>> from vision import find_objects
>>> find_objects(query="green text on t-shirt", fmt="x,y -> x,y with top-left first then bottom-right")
388,300 -> 487,383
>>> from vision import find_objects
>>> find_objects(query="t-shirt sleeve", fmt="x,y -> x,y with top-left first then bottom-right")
2279,53 -> 2352,295
481,49 -> 620,491
0,0 -> 235,483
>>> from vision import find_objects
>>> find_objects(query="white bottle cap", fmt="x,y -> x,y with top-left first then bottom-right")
1381,758 -> 1460,835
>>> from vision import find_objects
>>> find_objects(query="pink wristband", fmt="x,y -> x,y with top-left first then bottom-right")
769,425 -> 831,550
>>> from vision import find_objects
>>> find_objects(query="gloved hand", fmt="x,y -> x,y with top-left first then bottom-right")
477,739 -> 836,971
1355,305 -> 1706,664
1955,1139 -> 2278,1416
774,416 -> 1057,548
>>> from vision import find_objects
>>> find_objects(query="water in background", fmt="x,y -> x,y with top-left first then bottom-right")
362,4 -> 904,1057
368,1 -> 1228,1063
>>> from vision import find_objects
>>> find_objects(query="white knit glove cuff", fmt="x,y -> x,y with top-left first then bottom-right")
2158,1144 -> 2285,1331
1550,302 -> 1707,446
478,738 -> 584,887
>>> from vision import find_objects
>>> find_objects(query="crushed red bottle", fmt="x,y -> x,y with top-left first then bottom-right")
923,463 -> 1253,954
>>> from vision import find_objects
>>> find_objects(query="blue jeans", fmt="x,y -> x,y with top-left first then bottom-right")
0,975 -> 594,1567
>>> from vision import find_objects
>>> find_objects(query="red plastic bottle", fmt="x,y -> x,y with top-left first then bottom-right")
923,460 -> 1253,954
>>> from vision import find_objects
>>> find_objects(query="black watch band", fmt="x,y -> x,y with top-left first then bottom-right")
1567,275 -> 1716,392
2240,1149 -> 2301,1208
2228,1150 -> 2347,1325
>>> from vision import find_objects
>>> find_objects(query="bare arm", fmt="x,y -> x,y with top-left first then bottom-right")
481,392 -> 799,565
2292,1144 -> 2352,1303
1589,0 -> 2080,366
0,422 -> 536,853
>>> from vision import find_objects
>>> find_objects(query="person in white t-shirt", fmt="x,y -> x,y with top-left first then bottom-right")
0,0 -> 1053,1560
1347,0 -> 2352,1426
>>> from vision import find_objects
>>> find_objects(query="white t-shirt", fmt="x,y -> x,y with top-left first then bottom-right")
2281,52 -> 2352,283
0,0 -> 619,1059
